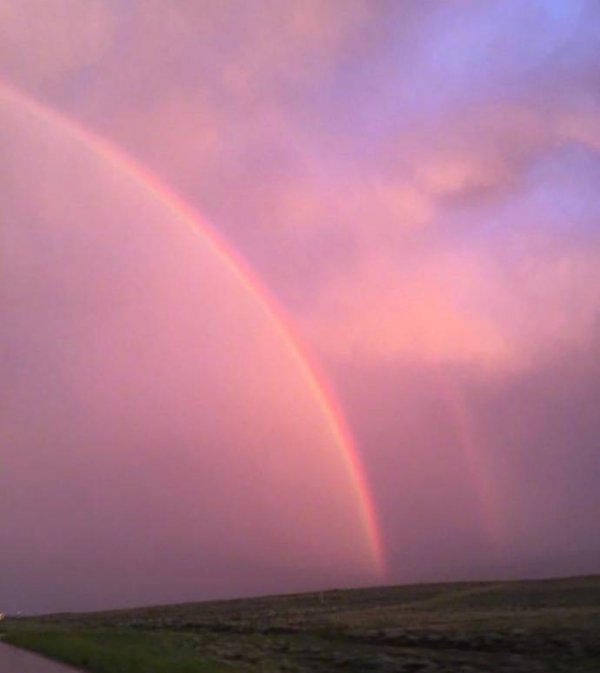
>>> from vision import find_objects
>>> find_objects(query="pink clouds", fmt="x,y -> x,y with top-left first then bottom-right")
2,1 -> 600,612
303,252 -> 512,370
0,0 -> 114,92
302,225 -> 600,374
294,101 -> 600,373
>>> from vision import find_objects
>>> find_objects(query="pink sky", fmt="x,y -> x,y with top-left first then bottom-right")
1,1 -> 600,613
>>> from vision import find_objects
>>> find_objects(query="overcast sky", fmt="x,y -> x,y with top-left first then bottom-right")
1,0 -> 599,613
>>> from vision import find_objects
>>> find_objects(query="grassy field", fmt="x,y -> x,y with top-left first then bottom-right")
2,574 -> 600,672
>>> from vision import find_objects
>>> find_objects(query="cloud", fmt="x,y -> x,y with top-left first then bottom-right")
0,0 -> 115,92
3,0 -> 600,608
301,201 -> 600,373
293,97 -> 600,373
303,252 -> 513,370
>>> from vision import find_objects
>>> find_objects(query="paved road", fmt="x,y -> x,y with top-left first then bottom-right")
0,642 -> 81,673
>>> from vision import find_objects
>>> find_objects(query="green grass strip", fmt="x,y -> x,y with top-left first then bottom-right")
3,628 -> 239,673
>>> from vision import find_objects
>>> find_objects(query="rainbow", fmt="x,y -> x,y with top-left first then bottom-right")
0,81 -> 386,578
437,373 -> 505,556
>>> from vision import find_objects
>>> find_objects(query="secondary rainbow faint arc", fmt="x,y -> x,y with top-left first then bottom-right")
437,375 -> 505,557
0,81 -> 386,577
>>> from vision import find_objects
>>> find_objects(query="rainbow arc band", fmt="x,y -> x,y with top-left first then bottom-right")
0,81 -> 386,578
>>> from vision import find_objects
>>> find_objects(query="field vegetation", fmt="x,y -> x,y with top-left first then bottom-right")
2,574 -> 600,672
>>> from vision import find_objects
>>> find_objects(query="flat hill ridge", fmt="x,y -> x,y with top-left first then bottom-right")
5,574 -> 600,672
